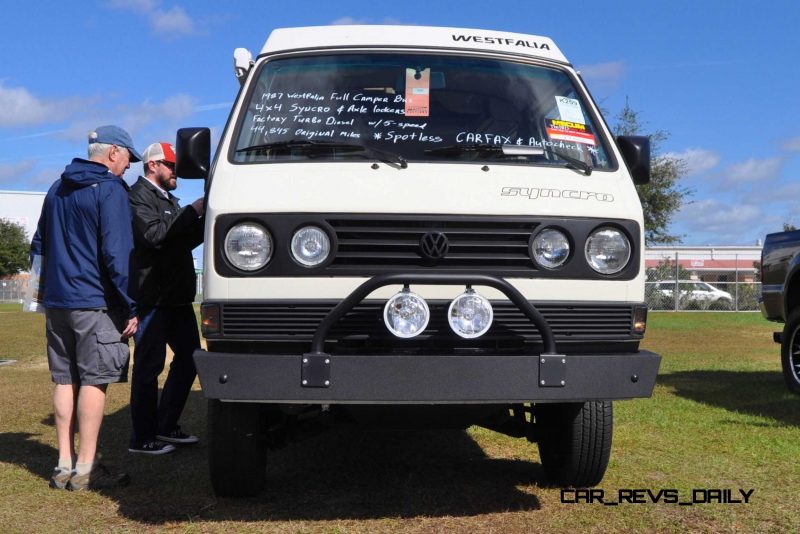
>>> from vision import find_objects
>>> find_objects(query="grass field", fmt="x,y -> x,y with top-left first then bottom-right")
0,305 -> 798,533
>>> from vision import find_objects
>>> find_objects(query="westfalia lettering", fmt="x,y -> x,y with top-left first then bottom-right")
501,186 -> 614,203
452,34 -> 551,50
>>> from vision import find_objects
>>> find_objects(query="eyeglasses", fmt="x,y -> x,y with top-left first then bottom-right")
157,160 -> 175,171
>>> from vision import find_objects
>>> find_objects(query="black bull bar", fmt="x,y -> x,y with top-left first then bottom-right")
194,273 -> 661,403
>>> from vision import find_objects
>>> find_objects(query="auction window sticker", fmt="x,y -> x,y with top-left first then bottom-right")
555,96 -> 585,124
546,118 -> 596,146
405,68 -> 431,117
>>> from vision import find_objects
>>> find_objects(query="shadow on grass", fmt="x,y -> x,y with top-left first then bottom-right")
659,370 -> 800,426
0,390 -> 542,524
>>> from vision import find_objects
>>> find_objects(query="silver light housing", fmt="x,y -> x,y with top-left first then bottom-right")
291,226 -> 331,267
531,228 -> 570,269
383,289 -> 430,338
224,223 -> 272,271
448,289 -> 494,339
585,227 -> 631,275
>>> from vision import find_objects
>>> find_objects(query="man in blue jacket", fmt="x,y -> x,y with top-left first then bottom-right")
31,125 -> 141,491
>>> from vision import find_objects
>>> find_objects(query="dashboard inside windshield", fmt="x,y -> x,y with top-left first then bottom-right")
231,53 -> 613,170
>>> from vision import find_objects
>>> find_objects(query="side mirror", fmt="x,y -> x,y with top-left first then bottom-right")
616,135 -> 651,185
176,127 -> 210,180
233,47 -> 254,86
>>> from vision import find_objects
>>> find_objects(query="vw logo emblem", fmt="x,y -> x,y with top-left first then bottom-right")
420,232 -> 449,260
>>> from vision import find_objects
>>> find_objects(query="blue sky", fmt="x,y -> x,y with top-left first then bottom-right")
1,0 -> 798,247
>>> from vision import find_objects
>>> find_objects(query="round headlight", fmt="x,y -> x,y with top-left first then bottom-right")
224,223 -> 272,271
291,226 -> 331,267
384,290 -> 430,338
448,290 -> 493,338
585,227 -> 631,274
531,228 -> 570,269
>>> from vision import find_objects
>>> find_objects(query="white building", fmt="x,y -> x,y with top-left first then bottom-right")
0,190 -> 46,243
645,245 -> 762,282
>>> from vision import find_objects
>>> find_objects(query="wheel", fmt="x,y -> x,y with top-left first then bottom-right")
781,308 -> 800,394
535,401 -> 612,487
208,399 -> 267,497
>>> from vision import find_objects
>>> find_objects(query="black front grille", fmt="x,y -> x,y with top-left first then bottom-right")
328,217 -> 538,272
213,214 -> 641,280
217,301 -> 636,346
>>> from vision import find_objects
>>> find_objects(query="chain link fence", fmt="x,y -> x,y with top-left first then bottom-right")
4,255 -> 762,311
0,278 -> 25,303
0,273 -> 204,304
645,249 -> 761,311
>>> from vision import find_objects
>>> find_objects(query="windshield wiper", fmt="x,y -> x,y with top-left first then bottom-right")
543,145 -> 593,176
425,142 -> 592,175
236,139 -> 407,169
425,143 -> 511,156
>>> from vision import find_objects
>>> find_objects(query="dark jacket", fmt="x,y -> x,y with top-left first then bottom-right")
129,176 -> 203,308
30,158 -> 137,317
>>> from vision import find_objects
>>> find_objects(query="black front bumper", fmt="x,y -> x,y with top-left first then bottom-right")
195,273 -> 660,404
194,349 -> 660,403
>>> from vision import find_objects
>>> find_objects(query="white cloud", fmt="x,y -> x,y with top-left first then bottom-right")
195,102 -> 233,112
331,16 -> 368,25
106,0 -> 156,12
0,160 -> 37,185
0,83 -> 55,127
576,61 -> 625,89
781,137 -> 800,152
150,6 -> 195,35
106,0 -> 196,36
27,166 -> 64,188
724,157 -> 783,184
663,148 -> 720,176
675,198 -> 771,243
54,93 -> 198,142
330,16 -> 407,25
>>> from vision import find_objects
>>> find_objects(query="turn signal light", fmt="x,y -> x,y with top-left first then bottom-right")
201,303 -> 220,336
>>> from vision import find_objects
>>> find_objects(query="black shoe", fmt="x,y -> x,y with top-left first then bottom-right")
156,426 -> 199,445
128,439 -> 176,455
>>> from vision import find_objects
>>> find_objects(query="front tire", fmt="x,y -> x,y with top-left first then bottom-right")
535,401 -> 612,487
208,399 -> 267,497
781,308 -> 800,394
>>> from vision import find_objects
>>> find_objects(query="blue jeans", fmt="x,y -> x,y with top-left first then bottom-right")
130,305 -> 199,445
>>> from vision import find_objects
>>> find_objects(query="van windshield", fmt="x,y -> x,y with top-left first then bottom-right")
231,53 -> 613,169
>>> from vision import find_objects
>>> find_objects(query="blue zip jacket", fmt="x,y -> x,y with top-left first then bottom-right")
30,158 -> 137,318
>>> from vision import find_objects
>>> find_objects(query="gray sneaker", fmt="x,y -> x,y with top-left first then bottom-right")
49,467 -> 74,489
67,463 -> 130,491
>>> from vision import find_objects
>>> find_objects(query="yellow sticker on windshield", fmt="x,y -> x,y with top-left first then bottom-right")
546,119 -> 596,145
405,68 -> 430,117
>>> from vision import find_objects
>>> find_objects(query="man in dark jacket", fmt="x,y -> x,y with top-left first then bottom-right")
31,125 -> 141,490
128,141 -> 204,454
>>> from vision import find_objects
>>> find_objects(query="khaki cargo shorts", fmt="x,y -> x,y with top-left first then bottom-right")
45,308 -> 131,385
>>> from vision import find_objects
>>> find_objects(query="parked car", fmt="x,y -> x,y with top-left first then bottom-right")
654,280 -> 733,307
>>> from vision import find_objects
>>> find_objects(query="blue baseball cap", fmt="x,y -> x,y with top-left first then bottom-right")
88,125 -> 143,162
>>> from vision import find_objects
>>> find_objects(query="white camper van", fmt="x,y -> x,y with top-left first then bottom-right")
176,25 -> 661,497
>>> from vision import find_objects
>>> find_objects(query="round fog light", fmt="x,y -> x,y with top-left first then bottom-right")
384,290 -> 430,338
448,290 -> 493,338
